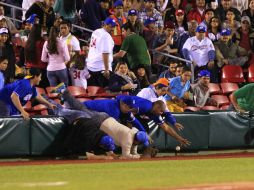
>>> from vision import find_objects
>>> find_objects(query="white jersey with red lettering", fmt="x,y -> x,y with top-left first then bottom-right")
182,36 -> 215,67
87,28 -> 114,72
69,67 -> 90,89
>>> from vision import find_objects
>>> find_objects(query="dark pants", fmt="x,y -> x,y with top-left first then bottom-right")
87,70 -> 110,87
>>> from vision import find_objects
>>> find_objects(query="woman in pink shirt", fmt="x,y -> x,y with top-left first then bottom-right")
41,26 -> 70,86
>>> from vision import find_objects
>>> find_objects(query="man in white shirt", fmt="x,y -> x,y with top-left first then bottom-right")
182,25 -> 218,82
60,20 -> 81,56
87,17 -> 116,87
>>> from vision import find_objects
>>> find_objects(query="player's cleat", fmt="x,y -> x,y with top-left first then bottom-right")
50,83 -> 66,93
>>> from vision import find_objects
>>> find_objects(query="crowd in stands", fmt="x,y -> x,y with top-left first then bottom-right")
0,0 -> 253,158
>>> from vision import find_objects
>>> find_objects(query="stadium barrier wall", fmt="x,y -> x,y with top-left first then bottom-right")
0,111 -> 253,156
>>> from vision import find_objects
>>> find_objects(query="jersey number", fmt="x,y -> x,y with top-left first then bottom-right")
73,71 -> 80,79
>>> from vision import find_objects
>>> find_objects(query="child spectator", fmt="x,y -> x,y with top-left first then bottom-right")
0,56 -> 8,89
69,54 -> 90,89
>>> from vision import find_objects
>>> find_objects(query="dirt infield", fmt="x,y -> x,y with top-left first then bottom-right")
0,151 -> 254,167
138,182 -> 254,190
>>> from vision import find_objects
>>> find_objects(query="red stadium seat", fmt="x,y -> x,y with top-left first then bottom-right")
248,64 -> 254,82
33,104 -> 47,111
220,105 -> 230,110
208,83 -> 221,95
87,86 -> 106,96
77,98 -> 93,102
24,101 -> 32,112
220,83 -> 239,95
211,95 -> 230,107
36,87 -> 46,95
41,110 -> 49,115
67,86 -> 88,98
94,97 -> 110,100
184,106 -> 200,112
221,65 -> 245,83
201,106 -> 220,111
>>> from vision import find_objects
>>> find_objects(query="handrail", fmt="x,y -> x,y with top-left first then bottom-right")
5,16 -> 23,23
0,2 -> 26,11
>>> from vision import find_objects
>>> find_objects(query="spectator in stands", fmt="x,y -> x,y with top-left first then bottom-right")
53,15 -> 64,31
174,9 -> 188,37
229,83 -> 254,113
0,68 -> 55,119
87,17 -> 116,87
80,0 -> 108,30
143,17 -> 157,50
0,56 -> 8,89
199,8 -> 215,31
110,0 -> 127,52
108,61 -> 139,95
175,62 -> 184,76
242,0 -> 254,29
114,22 -> 152,80
235,16 -> 254,56
164,66 -> 192,112
187,0 -> 206,24
177,20 -> 198,57
0,6 -> 18,35
0,27 -> 15,84
192,70 -> 217,108
158,60 -> 178,80
41,26 -> 70,86
207,16 -> 222,43
164,0 -> 182,23
25,0 -> 56,31
215,0 -> 241,23
126,9 -> 143,35
222,8 -> 241,36
69,54 -> 90,89
25,24 -> 49,88
153,21 -> 178,64
123,0 -> 133,17
54,0 -> 77,22
231,0 -> 248,14
138,0 -> 164,29
135,64 -> 150,89
59,20 -> 81,57
22,0 -> 43,20
137,77 -> 186,131
182,25 -> 217,82
215,28 -> 248,68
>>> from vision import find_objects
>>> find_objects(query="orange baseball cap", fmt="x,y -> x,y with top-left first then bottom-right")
153,78 -> 169,87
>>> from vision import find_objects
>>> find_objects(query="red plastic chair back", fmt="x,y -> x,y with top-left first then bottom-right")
221,65 -> 245,83
208,83 -> 221,95
248,64 -> 254,82
211,95 -> 230,107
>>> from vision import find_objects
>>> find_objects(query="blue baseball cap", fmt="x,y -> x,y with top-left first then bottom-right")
198,70 -> 211,78
220,28 -> 231,36
117,95 -> 139,109
104,17 -> 117,27
26,14 -> 38,24
128,9 -> 137,16
196,25 -> 206,33
114,0 -> 123,7
100,135 -> 115,151
144,17 -> 156,26
135,131 -> 149,147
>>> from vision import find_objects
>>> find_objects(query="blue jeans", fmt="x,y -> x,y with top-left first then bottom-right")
47,68 -> 69,86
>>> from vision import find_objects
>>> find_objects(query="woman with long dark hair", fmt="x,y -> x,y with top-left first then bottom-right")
41,26 -> 70,86
25,24 -> 49,88
207,16 -> 222,44
54,0 -> 76,22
